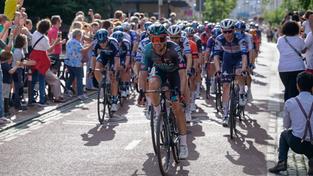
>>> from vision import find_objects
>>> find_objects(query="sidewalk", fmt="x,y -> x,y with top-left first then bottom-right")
264,41 -> 309,176
0,90 -> 97,132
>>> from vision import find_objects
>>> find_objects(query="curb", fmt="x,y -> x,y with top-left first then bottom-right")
0,91 -> 97,133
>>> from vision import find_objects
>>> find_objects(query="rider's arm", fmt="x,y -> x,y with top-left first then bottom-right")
213,39 -> 222,73
125,41 -> 131,68
183,37 -> 192,71
239,39 -> 248,71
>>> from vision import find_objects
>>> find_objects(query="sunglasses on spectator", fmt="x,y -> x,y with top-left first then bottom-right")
151,36 -> 167,44
223,30 -> 233,34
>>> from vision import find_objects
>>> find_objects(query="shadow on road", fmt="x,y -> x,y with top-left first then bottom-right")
80,123 -> 118,146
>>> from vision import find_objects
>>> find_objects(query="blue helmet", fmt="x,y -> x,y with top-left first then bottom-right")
113,25 -> 124,32
144,21 -> 153,31
211,27 -> 222,38
112,31 -> 124,42
235,21 -> 246,31
95,29 -> 109,43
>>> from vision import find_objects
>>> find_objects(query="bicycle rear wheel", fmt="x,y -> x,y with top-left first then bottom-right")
215,79 -> 222,112
156,112 -> 171,176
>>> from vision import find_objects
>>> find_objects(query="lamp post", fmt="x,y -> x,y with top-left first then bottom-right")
158,0 -> 163,19
168,0 -> 171,18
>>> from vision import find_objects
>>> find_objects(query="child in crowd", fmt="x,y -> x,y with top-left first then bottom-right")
12,34 -> 27,110
0,51 -> 23,117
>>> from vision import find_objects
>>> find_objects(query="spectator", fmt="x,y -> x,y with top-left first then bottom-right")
305,14 -> 313,75
12,34 -> 27,110
269,72 -> 313,175
48,15 -> 66,75
302,10 -> 313,38
277,21 -> 306,102
0,51 -> 20,120
65,29 -> 93,100
114,10 -> 124,23
28,19 -> 60,106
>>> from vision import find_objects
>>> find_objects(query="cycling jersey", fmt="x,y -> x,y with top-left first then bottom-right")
143,41 -> 183,73
94,38 -> 120,67
200,32 -> 210,50
193,34 -> 203,53
143,41 -> 183,92
136,37 -> 151,63
176,35 -> 191,69
206,37 -> 216,58
213,34 -> 248,74
119,39 -> 131,65
139,31 -> 149,41
189,40 -> 199,59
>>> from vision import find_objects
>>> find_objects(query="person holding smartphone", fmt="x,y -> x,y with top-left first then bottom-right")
48,15 -> 65,75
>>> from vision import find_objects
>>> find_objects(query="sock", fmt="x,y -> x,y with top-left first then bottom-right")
154,104 -> 161,117
180,135 -> 187,146
239,85 -> 244,94
223,101 -> 229,117
146,96 -> 152,106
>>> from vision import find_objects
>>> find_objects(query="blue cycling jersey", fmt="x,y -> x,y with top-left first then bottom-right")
119,39 -> 131,63
136,37 -> 151,63
94,38 -> 120,66
213,33 -> 248,60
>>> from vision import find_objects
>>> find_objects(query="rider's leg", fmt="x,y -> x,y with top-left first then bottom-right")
148,76 -> 161,116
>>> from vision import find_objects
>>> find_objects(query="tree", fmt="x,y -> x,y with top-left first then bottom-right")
203,0 -> 237,22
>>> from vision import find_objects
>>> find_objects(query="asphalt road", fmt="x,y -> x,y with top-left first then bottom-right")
0,40 -> 284,176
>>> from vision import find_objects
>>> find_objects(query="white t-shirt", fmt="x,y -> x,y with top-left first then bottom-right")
305,32 -> 313,69
12,48 -> 24,67
277,35 -> 306,72
31,31 -> 50,51
303,20 -> 311,35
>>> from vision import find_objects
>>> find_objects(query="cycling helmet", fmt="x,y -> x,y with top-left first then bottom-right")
184,27 -> 195,36
191,21 -> 199,30
122,22 -> 131,31
95,29 -> 109,43
113,25 -> 124,32
235,21 -> 246,31
167,25 -> 182,36
148,23 -> 167,35
211,27 -> 222,38
144,21 -> 153,31
197,24 -> 205,33
249,22 -> 256,29
220,19 -> 236,30
112,31 -> 124,42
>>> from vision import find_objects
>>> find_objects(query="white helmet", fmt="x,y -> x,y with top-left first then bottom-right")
220,19 -> 236,30
167,25 -> 182,35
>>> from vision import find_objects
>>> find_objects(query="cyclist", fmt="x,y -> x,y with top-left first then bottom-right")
235,21 -> 254,103
167,24 -> 193,122
204,27 -> 222,98
136,21 -> 153,106
143,23 -> 188,159
92,29 -> 121,112
112,31 -> 131,98
213,19 -> 248,127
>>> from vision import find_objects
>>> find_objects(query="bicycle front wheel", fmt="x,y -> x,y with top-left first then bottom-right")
229,90 -> 237,139
156,112 -> 171,176
97,85 -> 106,124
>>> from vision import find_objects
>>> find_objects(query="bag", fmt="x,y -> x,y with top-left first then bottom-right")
284,36 -> 306,62
28,35 -> 44,57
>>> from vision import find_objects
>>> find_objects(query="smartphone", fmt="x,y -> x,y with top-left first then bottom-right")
0,40 -> 7,49
58,31 -> 62,38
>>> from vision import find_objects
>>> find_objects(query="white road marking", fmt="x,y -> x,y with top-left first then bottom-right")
63,120 -> 98,126
124,139 -> 142,150
3,136 -> 17,142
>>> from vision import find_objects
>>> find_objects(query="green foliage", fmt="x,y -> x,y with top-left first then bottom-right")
21,0 -> 121,25
203,0 -> 237,22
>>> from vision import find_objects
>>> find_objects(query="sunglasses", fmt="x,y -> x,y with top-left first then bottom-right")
223,30 -> 233,34
151,36 -> 167,44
